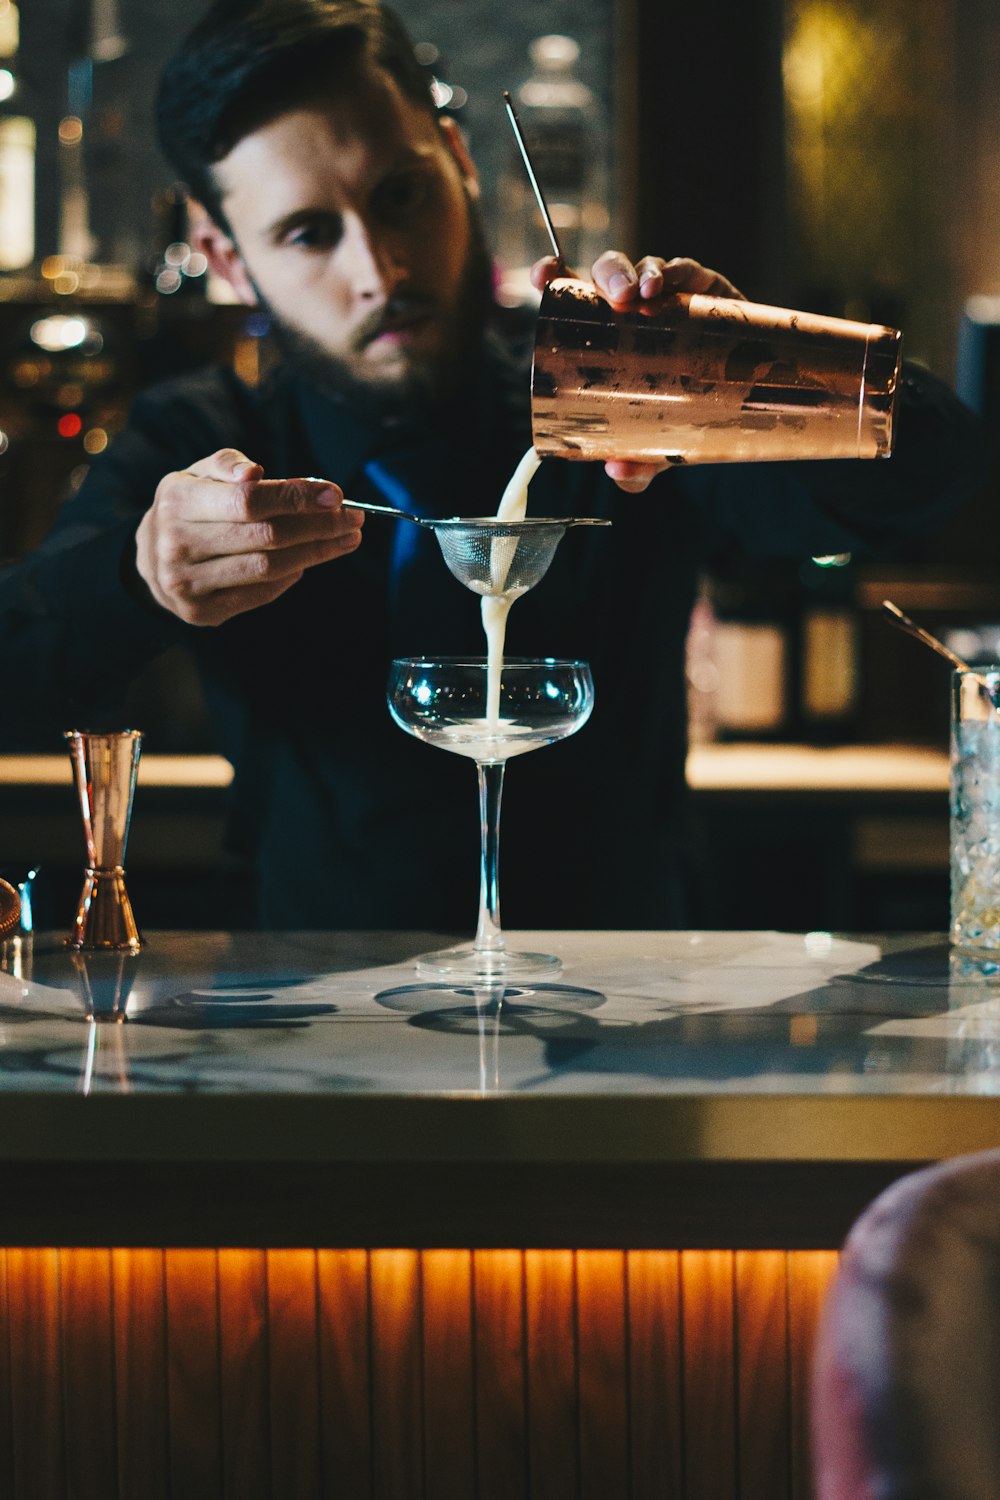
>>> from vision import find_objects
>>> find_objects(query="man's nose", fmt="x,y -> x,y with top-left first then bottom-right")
344,216 -> 407,302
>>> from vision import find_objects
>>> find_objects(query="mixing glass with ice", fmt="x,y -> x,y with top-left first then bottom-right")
951,666 -> 1000,958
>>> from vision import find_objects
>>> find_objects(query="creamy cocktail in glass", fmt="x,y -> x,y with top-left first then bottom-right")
387,656 -> 594,980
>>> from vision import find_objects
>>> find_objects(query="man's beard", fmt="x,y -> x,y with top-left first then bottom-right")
253,208 -> 495,428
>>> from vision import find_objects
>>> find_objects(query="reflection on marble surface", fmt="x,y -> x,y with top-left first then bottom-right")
0,929 -> 996,1097
374,982 -> 608,1095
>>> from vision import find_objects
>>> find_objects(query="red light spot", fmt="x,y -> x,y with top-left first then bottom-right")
58,413 -> 82,439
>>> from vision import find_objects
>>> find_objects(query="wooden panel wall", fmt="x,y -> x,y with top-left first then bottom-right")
0,1246 -> 839,1499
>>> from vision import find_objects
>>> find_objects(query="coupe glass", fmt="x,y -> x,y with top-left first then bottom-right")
387,657 -> 594,980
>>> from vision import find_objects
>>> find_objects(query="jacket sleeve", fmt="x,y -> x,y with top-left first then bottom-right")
0,371 -> 252,736
673,363 -> 987,562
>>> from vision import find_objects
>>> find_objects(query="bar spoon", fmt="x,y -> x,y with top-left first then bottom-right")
882,599 -> 995,698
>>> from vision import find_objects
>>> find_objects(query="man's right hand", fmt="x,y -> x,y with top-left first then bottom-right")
134,449 -> 363,626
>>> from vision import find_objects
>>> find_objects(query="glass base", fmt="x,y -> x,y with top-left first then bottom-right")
951,935 -> 1000,971
414,943 -> 563,982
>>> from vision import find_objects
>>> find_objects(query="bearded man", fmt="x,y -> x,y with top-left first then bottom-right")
0,0 -> 981,930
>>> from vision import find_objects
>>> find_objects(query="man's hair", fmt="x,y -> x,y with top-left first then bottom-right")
156,0 -> 436,230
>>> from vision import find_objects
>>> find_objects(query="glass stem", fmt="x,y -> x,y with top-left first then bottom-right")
474,760 -> 506,954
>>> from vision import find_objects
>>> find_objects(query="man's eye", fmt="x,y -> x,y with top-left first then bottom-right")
286,217 -> 341,249
375,172 -> 432,223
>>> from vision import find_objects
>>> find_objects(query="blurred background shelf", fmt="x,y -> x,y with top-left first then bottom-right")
0,744 -> 950,935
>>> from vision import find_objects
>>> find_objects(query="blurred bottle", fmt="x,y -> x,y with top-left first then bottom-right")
797,553 -> 860,742
0,1 -> 35,270
57,110 -> 95,264
497,34 -> 609,303
706,562 -> 797,742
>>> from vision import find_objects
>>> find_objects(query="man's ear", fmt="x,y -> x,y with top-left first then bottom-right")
187,200 -> 258,306
439,116 -> 479,200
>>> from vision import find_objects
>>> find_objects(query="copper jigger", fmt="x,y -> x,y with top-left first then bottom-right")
531,277 -> 902,465
64,729 -> 143,952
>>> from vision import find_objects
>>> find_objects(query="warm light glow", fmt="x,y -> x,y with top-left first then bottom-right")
57,413 -> 82,439
784,4 -> 872,118
232,334 -> 260,386
966,294 -> 1000,325
782,0 -> 923,326
11,357 -> 46,386
791,1013 -> 820,1046
0,1 -> 17,55
83,427 -> 108,455
0,1247 -> 840,1491
29,313 -> 88,351
0,107 -> 34,269
58,115 -> 84,146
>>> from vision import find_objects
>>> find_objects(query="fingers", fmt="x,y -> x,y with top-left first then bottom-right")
167,574 -> 307,629
590,253 -> 745,307
591,251 -> 642,308
186,448 -> 264,483
194,508 -> 359,560
530,248 -> 744,304
604,458 -> 670,493
135,453 -> 364,627
171,528 -> 362,589
176,458 -> 347,524
529,254 -> 580,293
655,256 -> 744,299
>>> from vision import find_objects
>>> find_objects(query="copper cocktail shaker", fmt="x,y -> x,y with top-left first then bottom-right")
531,278 -> 902,465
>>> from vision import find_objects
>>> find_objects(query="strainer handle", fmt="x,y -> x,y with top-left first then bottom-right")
341,498 -> 424,524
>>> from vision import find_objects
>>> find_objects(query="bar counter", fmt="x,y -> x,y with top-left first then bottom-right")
0,926 -> 994,1249
0,927 -> 994,1498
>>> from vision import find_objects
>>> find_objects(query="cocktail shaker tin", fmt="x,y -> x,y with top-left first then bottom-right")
531,277 -> 902,465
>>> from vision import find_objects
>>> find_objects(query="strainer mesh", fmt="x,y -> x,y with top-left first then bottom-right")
433,521 -> 568,597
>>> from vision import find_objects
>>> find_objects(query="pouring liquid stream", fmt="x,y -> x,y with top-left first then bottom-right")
483,447 -> 542,726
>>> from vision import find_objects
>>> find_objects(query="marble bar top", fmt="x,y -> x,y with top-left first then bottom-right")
1,927 -> 999,1149
1,928 -> 998,1246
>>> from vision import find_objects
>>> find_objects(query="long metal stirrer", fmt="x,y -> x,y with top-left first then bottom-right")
882,601 -> 975,673
882,599 -> 996,699
502,90 -> 564,268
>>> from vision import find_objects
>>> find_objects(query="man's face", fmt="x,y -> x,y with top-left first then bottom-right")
207,62 -> 489,406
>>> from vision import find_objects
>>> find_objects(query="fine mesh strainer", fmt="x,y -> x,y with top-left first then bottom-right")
343,499 -> 610,597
